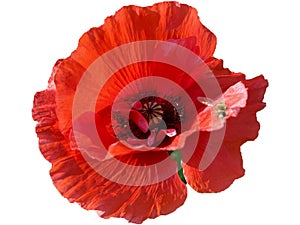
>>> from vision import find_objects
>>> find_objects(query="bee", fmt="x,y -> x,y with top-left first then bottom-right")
196,81 -> 248,132
197,98 -> 227,119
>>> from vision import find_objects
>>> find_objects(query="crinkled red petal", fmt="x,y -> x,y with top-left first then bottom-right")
33,89 -> 68,162
183,59 -> 268,192
54,2 -> 216,138
183,141 -> 245,193
32,72 -> 187,224
71,2 -> 216,69
50,148 -> 187,224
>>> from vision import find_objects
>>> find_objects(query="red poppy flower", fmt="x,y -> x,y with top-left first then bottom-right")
32,2 -> 268,224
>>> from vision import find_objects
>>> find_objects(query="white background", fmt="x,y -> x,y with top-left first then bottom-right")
1,0 -> 299,224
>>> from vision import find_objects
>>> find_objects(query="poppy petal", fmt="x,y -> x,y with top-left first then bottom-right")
183,142 -> 244,193
224,75 -> 268,144
32,89 -> 68,162
50,151 -> 187,224
33,85 -> 187,223
70,2 -> 216,69
33,66 -> 187,223
54,58 -> 86,136
182,61 -> 268,193
53,2 -> 217,134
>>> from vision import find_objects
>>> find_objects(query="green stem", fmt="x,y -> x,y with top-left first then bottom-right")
168,150 -> 187,184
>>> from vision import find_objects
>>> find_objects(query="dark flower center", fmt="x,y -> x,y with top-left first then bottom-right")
112,96 -> 183,148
